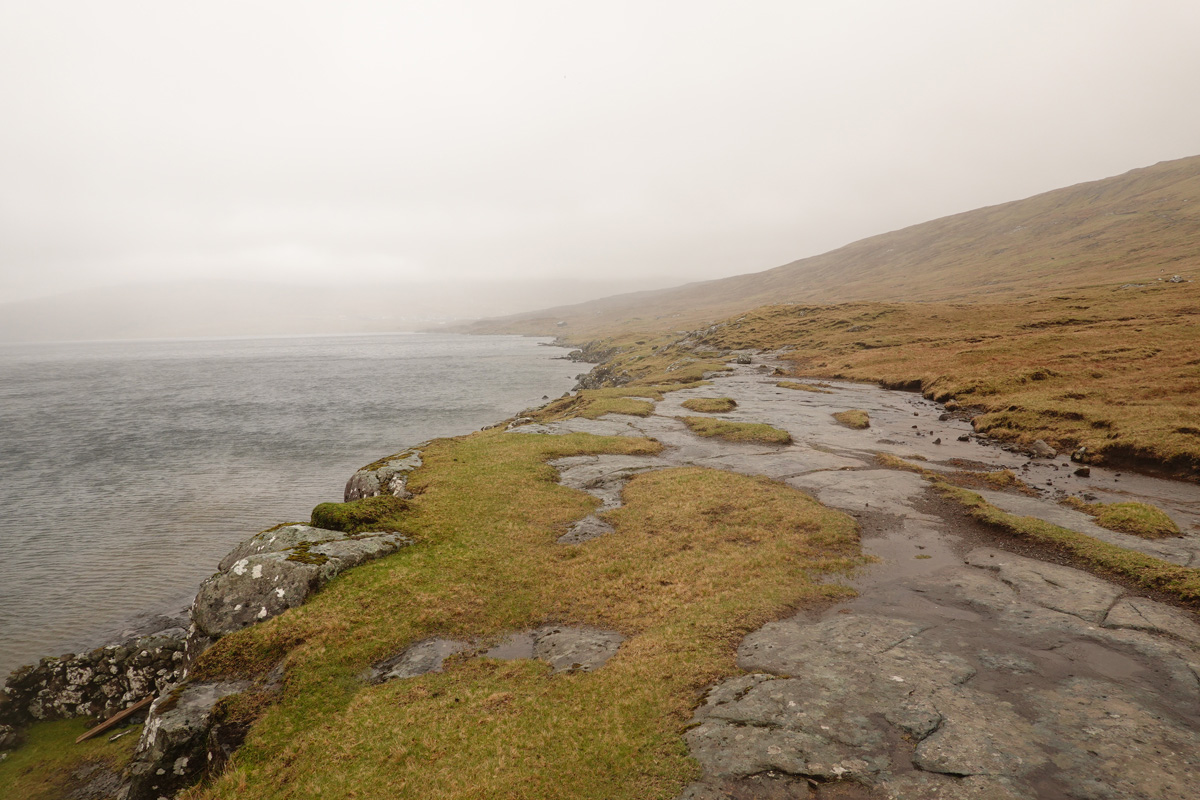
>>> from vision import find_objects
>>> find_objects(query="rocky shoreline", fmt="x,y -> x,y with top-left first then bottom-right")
4,345 -> 1198,800
0,342 -> 601,794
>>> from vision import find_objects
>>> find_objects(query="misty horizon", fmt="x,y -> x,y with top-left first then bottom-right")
3,2 -> 1200,340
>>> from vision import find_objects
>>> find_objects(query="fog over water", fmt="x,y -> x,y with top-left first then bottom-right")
2,2 -> 1200,338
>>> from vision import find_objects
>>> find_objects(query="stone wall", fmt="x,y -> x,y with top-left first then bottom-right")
1,622 -> 186,732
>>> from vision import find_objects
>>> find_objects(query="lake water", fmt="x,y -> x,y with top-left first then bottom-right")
0,333 -> 579,677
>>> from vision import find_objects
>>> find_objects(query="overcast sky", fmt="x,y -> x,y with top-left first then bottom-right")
2,1 -> 1199,306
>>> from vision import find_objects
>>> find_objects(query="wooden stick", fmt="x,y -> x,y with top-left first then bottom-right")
75,695 -> 154,743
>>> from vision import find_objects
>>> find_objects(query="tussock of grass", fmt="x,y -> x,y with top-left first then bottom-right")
578,396 -> 655,418
680,397 -> 737,413
935,483 -> 1200,604
873,453 -> 1036,495
875,453 -> 928,473
1060,497 -> 1181,539
310,494 -> 410,534
184,431 -> 862,800
974,469 -> 1034,493
679,416 -> 792,445
535,385 -> 702,422
832,409 -> 870,429
0,719 -> 141,800
776,381 -> 833,393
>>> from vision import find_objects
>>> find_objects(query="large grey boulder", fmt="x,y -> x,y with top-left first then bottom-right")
192,525 -> 411,640
120,680 -> 250,800
344,449 -> 422,502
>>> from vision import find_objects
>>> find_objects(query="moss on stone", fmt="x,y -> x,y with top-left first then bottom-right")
310,495 -> 410,534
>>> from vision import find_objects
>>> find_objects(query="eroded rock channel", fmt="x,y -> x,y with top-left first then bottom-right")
512,359 -> 1200,800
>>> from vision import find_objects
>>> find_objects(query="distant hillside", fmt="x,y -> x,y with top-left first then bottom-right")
453,155 -> 1200,339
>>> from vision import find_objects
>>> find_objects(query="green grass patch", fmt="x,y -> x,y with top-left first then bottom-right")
183,430 -> 861,799
935,483 -> 1200,604
535,384 -> 704,422
832,409 -> 871,429
0,718 -> 141,800
1060,497 -> 1181,539
578,397 -> 655,418
310,494 -> 410,534
680,397 -> 737,413
776,381 -> 833,393
679,416 -> 792,445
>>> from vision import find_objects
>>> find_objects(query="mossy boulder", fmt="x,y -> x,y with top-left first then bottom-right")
310,494 -> 410,534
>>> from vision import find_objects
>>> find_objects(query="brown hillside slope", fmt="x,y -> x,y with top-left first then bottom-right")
456,155 -> 1200,339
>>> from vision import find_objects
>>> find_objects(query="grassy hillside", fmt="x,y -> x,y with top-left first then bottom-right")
565,278 -> 1200,479
453,155 -> 1200,339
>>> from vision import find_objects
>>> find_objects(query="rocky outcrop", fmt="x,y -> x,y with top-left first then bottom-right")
566,340 -> 619,364
565,339 -> 632,390
117,521 -> 414,799
573,363 -> 633,390
120,680 -> 254,800
190,524 -> 412,645
344,448 -> 422,502
1,618 -> 186,730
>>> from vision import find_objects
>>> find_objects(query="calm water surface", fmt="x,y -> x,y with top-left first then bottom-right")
0,333 -> 578,676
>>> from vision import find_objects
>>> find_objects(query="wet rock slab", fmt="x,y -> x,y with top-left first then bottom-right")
368,638 -> 472,682
368,626 -> 625,683
681,547 -> 1200,799
551,454 -> 666,542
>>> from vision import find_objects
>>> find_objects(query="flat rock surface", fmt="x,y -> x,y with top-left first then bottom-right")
516,361 -> 1200,799
370,626 -> 626,682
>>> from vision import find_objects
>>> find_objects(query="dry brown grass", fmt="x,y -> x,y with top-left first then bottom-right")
452,155 -> 1200,339
936,483 -> 1200,604
694,280 -> 1200,479
533,386 -> 676,422
871,454 -> 1199,602
776,380 -> 833,393
873,453 -> 1037,495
